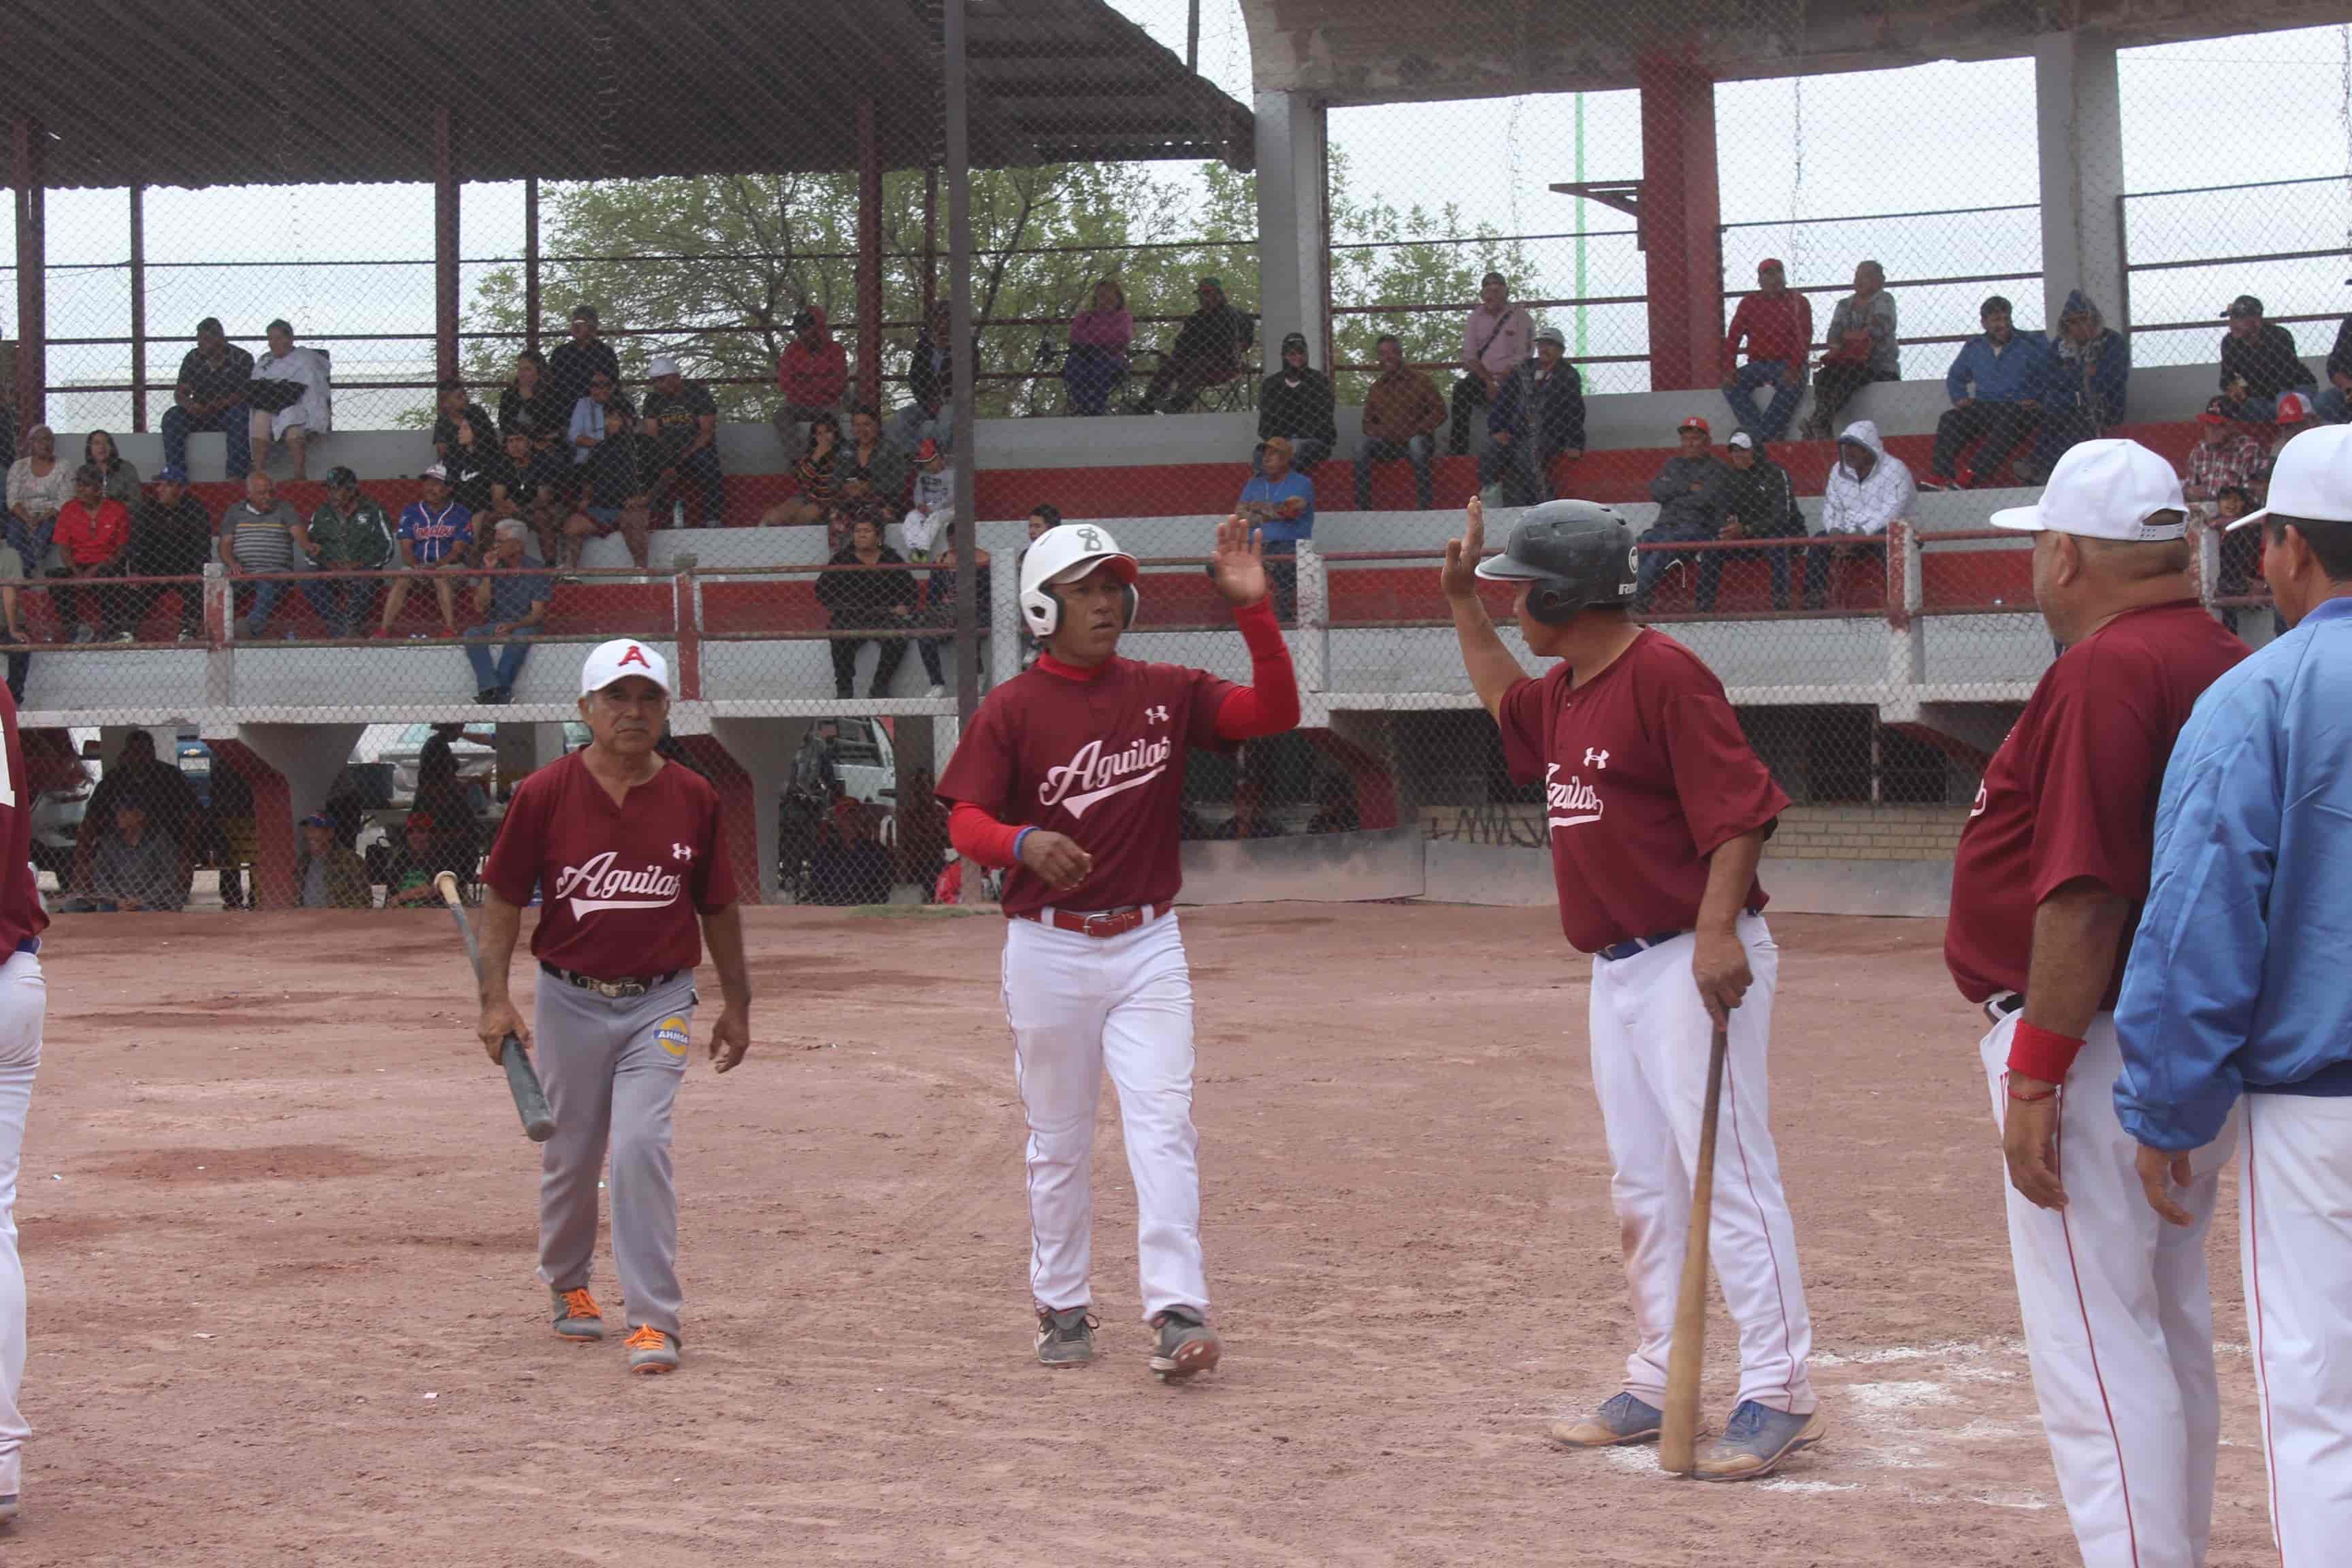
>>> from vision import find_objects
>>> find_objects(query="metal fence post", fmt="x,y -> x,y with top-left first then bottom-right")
1884,521 -> 1924,693
1296,544 -> 1328,698
2192,513 -> 2219,611
203,564 -> 233,708
671,553 -> 701,700
990,544 -> 1022,687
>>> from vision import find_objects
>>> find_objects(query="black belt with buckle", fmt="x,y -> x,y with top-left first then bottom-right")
540,961 -> 681,1000
1985,990 -> 2025,1024
1597,929 -> 1686,962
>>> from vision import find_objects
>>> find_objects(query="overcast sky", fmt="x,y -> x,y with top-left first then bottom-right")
11,10 -> 2349,423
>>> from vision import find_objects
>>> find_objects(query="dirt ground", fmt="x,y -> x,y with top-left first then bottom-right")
7,902 -> 2272,1566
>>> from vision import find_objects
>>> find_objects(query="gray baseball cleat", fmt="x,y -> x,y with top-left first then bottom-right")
1148,1307 -> 1221,1382
1548,1391 -> 1665,1448
549,1284 -> 605,1343
1695,1401 -> 1826,1481
623,1326 -> 681,1375
0,1492 -> 18,1526
1035,1305 -> 1098,1367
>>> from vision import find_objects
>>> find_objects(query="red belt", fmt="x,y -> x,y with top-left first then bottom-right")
1013,903 -> 1169,939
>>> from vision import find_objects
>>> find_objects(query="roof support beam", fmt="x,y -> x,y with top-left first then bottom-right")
13,118 -> 45,431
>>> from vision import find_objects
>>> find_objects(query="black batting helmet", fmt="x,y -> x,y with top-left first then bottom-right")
1473,500 -> 1637,625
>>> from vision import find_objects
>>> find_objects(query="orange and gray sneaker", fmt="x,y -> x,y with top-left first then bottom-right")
624,1325 -> 681,1375
550,1285 -> 604,1343
1147,1307 -> 1221,1382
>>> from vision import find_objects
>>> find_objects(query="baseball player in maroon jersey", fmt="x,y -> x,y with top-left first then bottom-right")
936,517 -> 1298,1377
1944,440 -> 2247,1566
476,638 -> 752,1375
1441,495 -> 1821,1481
0,686 -> 51,1525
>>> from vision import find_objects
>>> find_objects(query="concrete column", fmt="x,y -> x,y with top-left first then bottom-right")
1253,89 -> 1328,370
2034,31 -> 2127,333
1635,56 -> 1723,392
698,719 -> 808,905
214,723 -> 363,908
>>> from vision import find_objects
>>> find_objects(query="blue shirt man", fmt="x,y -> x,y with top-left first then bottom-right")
1237,436 -> 1316,623
2114,423 -> 2352,1552
462,519 -> 552,702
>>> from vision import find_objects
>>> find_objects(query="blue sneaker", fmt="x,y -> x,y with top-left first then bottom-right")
1695,1400 -> 1825,1481
1548,1391 -> 1664,1448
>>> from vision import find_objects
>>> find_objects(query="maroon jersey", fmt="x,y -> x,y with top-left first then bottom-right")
482,749 -> 738,979
1497,630 -> 1787,954
0,687 -> 47,955
936,657 -> 1239,916
1946,600 -> 2247,1007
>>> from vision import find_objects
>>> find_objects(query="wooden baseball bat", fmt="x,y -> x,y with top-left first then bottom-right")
1659,1022 -> 1730,1476
436,872 -> 557,1143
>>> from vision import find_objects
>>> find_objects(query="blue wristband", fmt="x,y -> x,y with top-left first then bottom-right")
1012,826 -> 1035,863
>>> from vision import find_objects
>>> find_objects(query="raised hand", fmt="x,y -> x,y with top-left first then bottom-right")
1440,495 -> 1486,603
1208,514 -> 1268,607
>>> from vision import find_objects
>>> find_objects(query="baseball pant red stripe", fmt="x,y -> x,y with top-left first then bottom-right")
0,951 -> 41,1497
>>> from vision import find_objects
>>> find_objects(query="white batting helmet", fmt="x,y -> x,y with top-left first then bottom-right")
1019,523 -> 1140,637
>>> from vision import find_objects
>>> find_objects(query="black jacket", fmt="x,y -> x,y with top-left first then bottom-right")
1719,457 -> 1806,540
1169,304 -> 1254,378
908,332 -> 960,414
129,493 -> 218,576
2329,315 -> 2352,387
1258,368 -> 1337,446
2219,323 -> 2316,400
817,544 -> 918,626
547,338 -> 622,412
1507,357 -> 1587,454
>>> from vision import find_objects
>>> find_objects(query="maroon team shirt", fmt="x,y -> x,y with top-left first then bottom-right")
936,656 -> 1239,916
0,687 -> 47,955
1946,600 -> 2247,1007
1497,630 -> 1787,955
483,749 -> 739,979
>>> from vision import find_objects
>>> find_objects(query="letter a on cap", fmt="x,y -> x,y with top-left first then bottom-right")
618,644 -> 650,668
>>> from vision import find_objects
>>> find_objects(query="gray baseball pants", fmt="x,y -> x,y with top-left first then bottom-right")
533,970 -> 697,1339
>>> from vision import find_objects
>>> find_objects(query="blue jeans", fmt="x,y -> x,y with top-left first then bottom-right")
1061,345 -> 1127,416
303,576 -> 381,637
161,404 -> 252,478
2316,384 -> 2351,425
239,579 -> 290,636
1354,436 -> 1435,508
1725,361 -> 1803,442
656,446 -> 725,527
1633,518 -> 1718,608
1477,436 -> 1546,507
465,625 -> 536,691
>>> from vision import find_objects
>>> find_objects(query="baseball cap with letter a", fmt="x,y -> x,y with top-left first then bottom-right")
1990,438 -> 2187,542
579,638 -> 672,696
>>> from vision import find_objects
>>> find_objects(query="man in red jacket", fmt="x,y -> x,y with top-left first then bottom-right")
51,465 -> 133,642
1721,259 -> 1814,444
772,306 -> 849,467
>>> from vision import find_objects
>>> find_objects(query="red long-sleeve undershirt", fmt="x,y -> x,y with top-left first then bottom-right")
949,597 -> 1299,869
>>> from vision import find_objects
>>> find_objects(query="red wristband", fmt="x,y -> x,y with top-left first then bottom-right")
2006,1019 -> 2086,1083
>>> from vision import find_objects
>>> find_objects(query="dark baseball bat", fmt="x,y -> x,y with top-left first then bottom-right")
1659,1022 -> 1729,1476
436,872 -> 557,1143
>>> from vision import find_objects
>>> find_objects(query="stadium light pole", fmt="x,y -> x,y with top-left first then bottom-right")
945,0 -> 979,723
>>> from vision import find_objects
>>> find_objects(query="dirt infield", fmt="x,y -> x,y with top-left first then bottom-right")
11,902 -> 2270,1565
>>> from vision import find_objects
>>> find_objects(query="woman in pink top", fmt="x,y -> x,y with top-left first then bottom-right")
1062,278 -> 1134,416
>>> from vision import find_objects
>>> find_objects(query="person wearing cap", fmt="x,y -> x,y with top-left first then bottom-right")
1355,333 -> 1447,508
2027,290 -> 2131,483
1483,324 -> 1588,507
1236,435 -> 1316,621
2319,279 -> 2352,426
1803,420 -> 1913,610
1703,431 -> 1807,611
888,299 -> 960,457
248,318 -> 332,483
219,470 -> 313,639
900,438 -> 958,561
546,303 -> 621,414
297,467 -> 397,638
640,358 -> 724,530
293,812 -> 370,910
461,519 -> 552,704
1061,278 -> 1134,418
562,402 -> 657,572
484,425 -> 572,567
1923,296 -> 2052,491
127,463 -> 212,642
1255,331 -> 1336,474
74,796 -> 185,914
2115,425 -> 2352,1556
2217,295 -> 2315,423
1138,276 -> 1255,415
770,304 -> 849,466
1944,438 -> 2248,1567
1631,416 -> 1727,611
1450,271 -> 1534,456
50,465 -> 133,644
1804,261 -> 1899,441
1720,259 -> 1813,443
161,316 -> 255,478
432,378 -> 504,513
381,466 -> 473,638
476,637 -> 750,1376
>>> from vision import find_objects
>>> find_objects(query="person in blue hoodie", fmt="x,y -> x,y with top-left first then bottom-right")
2025,290 -> 2132,483
1923,296 -> 2053,489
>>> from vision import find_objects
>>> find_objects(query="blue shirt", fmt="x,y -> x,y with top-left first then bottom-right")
2115,596 -> 2352,1150
1237,470 -> 1316,549
1944,331 -> 2053,406
484,557 -> 553,624
398,501 -> 473,565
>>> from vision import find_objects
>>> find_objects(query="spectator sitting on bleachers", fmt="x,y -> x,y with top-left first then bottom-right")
434,379 -> 504,514
72,730 -> 203,899
901,440 -> 957,561
127,465 -> 210,642
826,467 -> 894,555
380,464 -> 472,637
771,306 -> 848,466
568,368 -> 623,468
303,466 -> 397,638
462,519 -> 551,704
815,514 -> 919,700
295,813 -> 370,909
762,412 -> 840,528
1805,419 -> 1913,610
1922,296 -> 2051,491
808,791 -> 895,906
487,427 -> 569,566
1238,434 -> 1315,621
560,403 -> 653,572
497,349 -> 568,456
2183,396 -> 2268,527
1483,325 -> 1588,508
5,424 -> 71,572
1138,276 -> 1254,414
248,319 -> 331,481
1705,431 -> 1808,612
52,465 -> 132,643
2322,280 -> 2352,425
76,798 -> 183,913
1451,271 -> 1534,456
161,317 -> 255,478
1211,777 -> 1286,840
1354,333 -> 1446,509
843,405 -> 908,510
547,303 -> 621,412
640,357 -> 725,530
220,470 -> 312,639
2255,392 -> 2321,504
1804,261 -> 1899,440
381,811 -> 458,908
1633,416 -> 1727,610
890,299 -> 957,455
1062,278 -> 1134,417
915,537 -> 990,699
2212,484 -> 2263,632
2217,294 -> 2315,422
2026,289 -> 2129,483
1721,258 -> 1813,443
1256,332 -> 1337,472
82,430 -> 141,506
1305,771 -> 1360,836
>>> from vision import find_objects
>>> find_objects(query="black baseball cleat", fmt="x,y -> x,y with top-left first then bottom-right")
1148,1307 -> 1221,1382
1034,1305 -> 1097,1367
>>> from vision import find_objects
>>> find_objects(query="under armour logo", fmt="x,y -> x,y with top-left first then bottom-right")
1584,749 -> 1610,769
1145,704 -> 1170,723
671,843 -> 695,862
1077,526 -> 1105,551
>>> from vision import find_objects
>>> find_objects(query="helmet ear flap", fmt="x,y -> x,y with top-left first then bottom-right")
1527,581 -> 1580,626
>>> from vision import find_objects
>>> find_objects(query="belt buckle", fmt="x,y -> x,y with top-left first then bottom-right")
1081,909 -> 1137,939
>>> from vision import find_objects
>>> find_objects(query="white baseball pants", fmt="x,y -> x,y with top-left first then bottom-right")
0,949 -> 40,1499
1588,913 -> 1815,1415
1979,1011 -> 2234,1568
1001,911 -> 1207,1321
2239,1091 -> 2352,1564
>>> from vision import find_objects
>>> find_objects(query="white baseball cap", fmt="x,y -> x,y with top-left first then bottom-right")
1726,431 -> 1757,451
578,638 -> 671,696
647,356 -> 680,378
1990,438 -> 2187,542
2229,423 -> 2352,532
